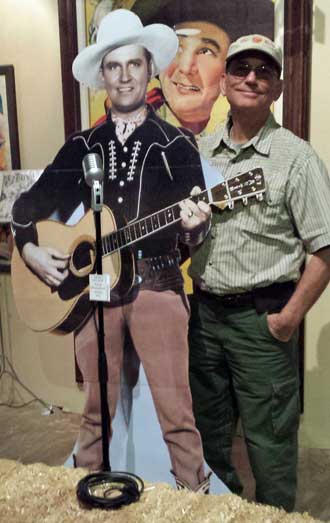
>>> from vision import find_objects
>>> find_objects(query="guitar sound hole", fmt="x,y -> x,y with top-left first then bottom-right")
72,241 -> 95,271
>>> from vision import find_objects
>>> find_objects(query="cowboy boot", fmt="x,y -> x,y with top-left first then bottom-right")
171,471 -> 212,494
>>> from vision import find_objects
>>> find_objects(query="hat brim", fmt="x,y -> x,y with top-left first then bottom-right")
133,0 -> 274,42
226,44 -> 282,72
72,24 -> 178,89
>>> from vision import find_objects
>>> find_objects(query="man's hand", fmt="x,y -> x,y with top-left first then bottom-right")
267,247 -> 330,343
267,310 -> 298,342
22,242 -> 70,287
179,186 -> 211,231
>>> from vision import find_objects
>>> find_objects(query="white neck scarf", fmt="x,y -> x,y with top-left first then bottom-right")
112,106 -> 147,145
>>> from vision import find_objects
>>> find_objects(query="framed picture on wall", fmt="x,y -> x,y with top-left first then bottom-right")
58,0 -> 312,141
0,65 -> 21,270
0,65 -> 21,171
76,0 -> 277,131
57,0 -> 312,404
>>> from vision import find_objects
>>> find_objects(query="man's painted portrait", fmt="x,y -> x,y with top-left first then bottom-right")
82,0 -> 274,137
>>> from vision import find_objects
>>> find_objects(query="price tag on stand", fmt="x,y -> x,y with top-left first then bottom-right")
89,274 -> 110,302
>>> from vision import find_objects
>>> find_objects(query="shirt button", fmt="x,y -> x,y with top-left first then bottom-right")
119,180 -> 125,187
123,147 -> 128,153
118,196 -> 123,203
121,161 -> 127,168
208,261 -> 213,266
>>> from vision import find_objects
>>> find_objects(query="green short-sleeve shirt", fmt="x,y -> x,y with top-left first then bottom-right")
189,113 -> 330,295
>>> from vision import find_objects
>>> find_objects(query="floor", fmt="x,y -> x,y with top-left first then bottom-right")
0,402 -> 329,522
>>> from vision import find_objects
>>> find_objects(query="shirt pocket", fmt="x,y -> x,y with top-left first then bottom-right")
262,173 -> 290,233
264,171 -> 286,208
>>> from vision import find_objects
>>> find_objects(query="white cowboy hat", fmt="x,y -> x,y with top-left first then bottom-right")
72,9 -> 179,89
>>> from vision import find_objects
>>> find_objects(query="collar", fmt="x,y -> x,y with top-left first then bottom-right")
111,105 -> 147,127
211,112 -> 278,157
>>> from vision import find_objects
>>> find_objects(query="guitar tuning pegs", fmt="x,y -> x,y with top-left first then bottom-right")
256,193 -> 264,201
242,197 -> 248,206
228,200 -> 235,210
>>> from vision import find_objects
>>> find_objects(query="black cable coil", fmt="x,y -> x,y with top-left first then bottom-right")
76,471 -> 144,510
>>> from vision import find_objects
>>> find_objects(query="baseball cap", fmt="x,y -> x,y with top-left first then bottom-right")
226,34 -> 282,73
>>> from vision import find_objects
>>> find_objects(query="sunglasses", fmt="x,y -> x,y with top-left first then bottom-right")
227,62 -> 279,81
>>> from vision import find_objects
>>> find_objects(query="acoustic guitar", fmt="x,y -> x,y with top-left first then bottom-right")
11,168 -> 265,334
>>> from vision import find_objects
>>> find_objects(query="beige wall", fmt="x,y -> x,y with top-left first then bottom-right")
299,0 -> 330,448
0,0 -> 83,413
0,274 -> 84,413
0,0 -> 65,168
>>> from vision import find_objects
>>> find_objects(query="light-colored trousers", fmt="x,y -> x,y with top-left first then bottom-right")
74,288 -> 205,488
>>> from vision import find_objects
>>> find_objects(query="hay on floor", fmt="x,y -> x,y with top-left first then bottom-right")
0,459 -> 320,523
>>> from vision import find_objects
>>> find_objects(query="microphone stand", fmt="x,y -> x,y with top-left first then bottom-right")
76,164 -> 144,510
91,179 -> 111,472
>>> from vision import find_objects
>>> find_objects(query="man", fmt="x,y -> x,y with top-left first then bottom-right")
11,9 -> 211,492
188,34 -> 330,511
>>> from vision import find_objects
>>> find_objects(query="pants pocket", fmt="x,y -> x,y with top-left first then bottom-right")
271,377 -> 300,439
256,311 -> 275,339
257,311 -> 294,344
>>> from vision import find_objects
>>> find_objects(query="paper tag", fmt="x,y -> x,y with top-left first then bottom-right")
89,273 -> 110,302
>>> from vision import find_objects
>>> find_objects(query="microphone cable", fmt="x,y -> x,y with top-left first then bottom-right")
76,470 -> 144,510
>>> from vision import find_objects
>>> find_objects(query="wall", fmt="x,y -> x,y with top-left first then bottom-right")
299,0 -> 330,448
0,274 -> 83,412
0,0 -> 84,413
0,0 -> 65,169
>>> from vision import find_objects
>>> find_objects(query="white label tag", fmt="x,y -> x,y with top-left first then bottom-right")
89,274 -> 110,302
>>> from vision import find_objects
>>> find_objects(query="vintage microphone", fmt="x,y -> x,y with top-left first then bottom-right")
82,152 -> 110,470
82,153 -> 104,210
76,153 -> 144,510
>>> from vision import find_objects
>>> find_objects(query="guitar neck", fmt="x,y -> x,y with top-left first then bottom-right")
101,187 -> 212,256
101,168 -> 265,256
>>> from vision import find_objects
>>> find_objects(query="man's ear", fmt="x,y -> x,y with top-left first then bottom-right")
99,66 -> 105,85
219,72 -> 227,96
273,78 -> 283,101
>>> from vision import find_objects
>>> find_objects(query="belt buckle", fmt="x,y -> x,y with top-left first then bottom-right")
222,293 -> 251,307
222,294 -> 238,306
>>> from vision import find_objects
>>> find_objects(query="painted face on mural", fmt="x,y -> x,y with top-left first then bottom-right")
159,21 -> 230,128
101,44 -> 151,118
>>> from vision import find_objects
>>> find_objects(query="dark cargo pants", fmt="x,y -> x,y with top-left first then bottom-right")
189,291 -> 300,511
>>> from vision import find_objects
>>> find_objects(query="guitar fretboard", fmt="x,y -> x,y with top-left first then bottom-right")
101,189 -> 210,256
100,168 -> 265,257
